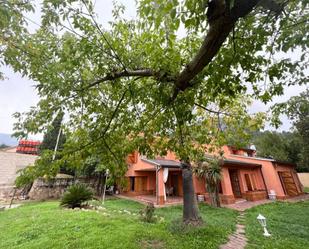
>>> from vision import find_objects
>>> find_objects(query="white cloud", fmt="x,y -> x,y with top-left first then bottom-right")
0,65 -> 40,136
249,85 -> 307,131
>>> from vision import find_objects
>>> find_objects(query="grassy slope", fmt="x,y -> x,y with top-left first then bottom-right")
0,199 -> 237,249
245,201 -> 309,249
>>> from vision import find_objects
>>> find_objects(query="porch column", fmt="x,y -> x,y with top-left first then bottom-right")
157,167 -> 165,205
220,167 -> 235,204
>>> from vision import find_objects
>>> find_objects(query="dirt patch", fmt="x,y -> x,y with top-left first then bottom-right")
139,239 -> 165,249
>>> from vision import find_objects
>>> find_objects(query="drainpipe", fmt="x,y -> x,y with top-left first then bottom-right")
260,167 -> 268,197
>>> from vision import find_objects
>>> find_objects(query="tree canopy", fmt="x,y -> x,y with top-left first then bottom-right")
252,130 -> 302,161
1,0 -> 306,158
268,89 -> 309,171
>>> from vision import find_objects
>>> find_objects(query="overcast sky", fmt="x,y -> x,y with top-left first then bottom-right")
0,0 -> 307,140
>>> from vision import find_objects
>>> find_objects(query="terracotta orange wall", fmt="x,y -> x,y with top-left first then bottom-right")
222,145 -> 256,157
226,155 -> 287,197
193,177 -> 206,194
126,151 -> 179,176
218,167 -> 265,198
125,147 -> 302,200
220,167 -> 234,196
126,156 -> 156,177
237,168 -> 265,192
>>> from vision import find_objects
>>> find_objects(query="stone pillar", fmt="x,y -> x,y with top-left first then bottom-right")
157,167 -> 165,205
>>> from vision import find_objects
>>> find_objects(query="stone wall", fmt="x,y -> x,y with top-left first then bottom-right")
28,176 -> 103,200
298,173 -> 309,188
0,150 -> 37,200
28,175 -> 74,200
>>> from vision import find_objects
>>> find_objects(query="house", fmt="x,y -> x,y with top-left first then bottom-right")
121,145 -> 304,205
0,140 -> 40,200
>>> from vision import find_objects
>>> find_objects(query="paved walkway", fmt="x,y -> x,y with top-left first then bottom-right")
223,193 -> 309,211
284,193 -> 309,203
223,199 -> 272,211
220,211 -> 247,249
0,203 -> 21,210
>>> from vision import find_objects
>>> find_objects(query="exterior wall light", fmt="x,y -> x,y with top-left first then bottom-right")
257,214 -> 271,237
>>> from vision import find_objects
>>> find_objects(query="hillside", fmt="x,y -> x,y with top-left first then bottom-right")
0,133 -> 18,146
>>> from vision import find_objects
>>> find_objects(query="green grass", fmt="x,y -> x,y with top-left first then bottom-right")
0,199 -> 237,249
303,187 -> 309,193
245,201 -> 309,249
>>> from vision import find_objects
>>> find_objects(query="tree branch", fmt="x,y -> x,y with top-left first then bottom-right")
173,0 -> 261,98
77,69 -> 157,92
194,102 -> 231,116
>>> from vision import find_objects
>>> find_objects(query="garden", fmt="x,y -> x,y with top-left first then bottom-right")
0,199 -> 237,249
1,197 -> 309,249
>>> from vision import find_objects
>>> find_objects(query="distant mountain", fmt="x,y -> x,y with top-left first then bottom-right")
0,133 -> 18,146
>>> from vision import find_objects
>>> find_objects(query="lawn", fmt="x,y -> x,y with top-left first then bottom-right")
0,199 -> 237,249
303,187 -> 309,193
245,200 -> 309,249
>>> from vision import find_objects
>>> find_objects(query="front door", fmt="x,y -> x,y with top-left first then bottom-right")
278,171 -> 299,196
229,169 -> 242,198
135,176 -> 147,192
171,174 -> 179,196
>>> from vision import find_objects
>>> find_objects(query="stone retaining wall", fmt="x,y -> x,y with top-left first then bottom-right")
28,176 -> 74,200
28,176 -> 104,200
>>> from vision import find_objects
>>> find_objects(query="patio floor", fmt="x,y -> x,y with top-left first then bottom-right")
117,193 -> 309,210
222,199 -> 273,211
117,194 -> 183,207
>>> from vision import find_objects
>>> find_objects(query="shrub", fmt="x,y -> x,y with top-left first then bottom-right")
60,184 -> 93,208
139,202 -> 155,223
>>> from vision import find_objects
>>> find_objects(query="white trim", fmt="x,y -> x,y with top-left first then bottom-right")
230,154 -> 275,162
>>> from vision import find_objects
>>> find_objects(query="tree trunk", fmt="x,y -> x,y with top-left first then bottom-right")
215,184 -> 221,207
96,173 -> 103,195
206,181 -> 221,208
182,164 -> 202,225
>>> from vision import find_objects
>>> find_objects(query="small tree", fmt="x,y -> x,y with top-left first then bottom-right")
60,183 -> 93,208
194,157 -> 222,207
139,202 -> 156,223
40,111 -> 65,152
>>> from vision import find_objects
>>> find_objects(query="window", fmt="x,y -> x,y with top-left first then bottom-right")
251,174 -> 257,190
244,174 -> 253,191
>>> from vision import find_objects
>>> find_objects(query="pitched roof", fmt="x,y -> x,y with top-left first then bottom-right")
141,158 -> 182,168
142,157 -> 262,169
223,159 -> 261,168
